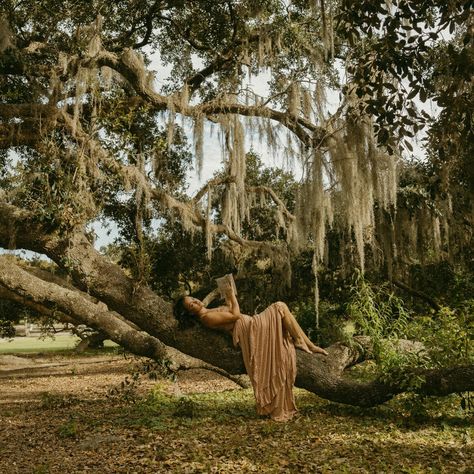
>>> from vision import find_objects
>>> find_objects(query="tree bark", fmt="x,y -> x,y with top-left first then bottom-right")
0,207 -> 473,406
0,257 -> 248,385
0,257 -> 168,361
0,202 -> 244,371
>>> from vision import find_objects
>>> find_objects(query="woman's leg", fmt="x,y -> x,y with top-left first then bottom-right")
275,302 -> 328,355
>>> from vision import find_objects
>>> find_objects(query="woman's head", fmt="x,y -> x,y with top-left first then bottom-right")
173,295 -> 203,329
182,296 -> 204,315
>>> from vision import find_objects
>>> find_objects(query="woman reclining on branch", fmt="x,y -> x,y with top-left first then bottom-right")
175,285 -> 328,421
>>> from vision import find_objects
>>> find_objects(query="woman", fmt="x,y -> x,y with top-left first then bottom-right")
175,287 -> 328,421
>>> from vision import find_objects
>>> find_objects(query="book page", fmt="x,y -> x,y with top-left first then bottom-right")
215,274 -> 237,299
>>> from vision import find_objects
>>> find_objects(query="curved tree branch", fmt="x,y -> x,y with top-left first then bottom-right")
0,255 -> 248,385
0,208 -> 472,406
87,49 -> 327,148
0,284 -> 77,326
0,256 -> 168,360
0,200 -> 244,371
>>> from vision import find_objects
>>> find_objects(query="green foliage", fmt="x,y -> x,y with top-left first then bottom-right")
338,0 -> 472,152
408,262 -> 474,310
407,305 -> 474,368
349,273 -> 411,342
0,318 -> 15,339
241,151 -> 299,241
347,273 -> 428,390
291,298 -> 348,346
0,298 -> 36,339
9,140 -> 100,232
147,223 -> 210,298
348,273 -> 473,407
425,36 -> 474,195
57,419 -> 78,439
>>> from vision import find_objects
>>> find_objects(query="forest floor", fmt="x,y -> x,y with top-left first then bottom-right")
0,350 -> 472,474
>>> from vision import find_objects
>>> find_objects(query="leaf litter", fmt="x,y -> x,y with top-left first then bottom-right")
0,352 -> 472,473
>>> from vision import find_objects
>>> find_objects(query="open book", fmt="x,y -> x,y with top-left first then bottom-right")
215,273 -> 237,300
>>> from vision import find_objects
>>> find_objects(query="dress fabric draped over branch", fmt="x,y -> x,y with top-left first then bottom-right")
232,302 -> 297,421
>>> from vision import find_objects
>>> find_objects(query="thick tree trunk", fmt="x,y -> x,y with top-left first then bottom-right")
0,257 -> 168,361
0,203 -> 243,371
0,258 -> 249,384
296,340 -> 474,406
0,206 -> 473,406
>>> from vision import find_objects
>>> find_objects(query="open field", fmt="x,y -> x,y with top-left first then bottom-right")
0,348 -> 473,473
0,335 -> 117,354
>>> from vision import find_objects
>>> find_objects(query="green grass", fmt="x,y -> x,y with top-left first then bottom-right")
0,335 -> 117,354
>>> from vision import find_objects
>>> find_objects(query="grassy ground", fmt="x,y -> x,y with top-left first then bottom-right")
0,335 -> 117,353
0,351 -> 472,473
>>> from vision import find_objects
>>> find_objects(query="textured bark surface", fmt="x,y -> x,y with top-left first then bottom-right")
0,257 -> 168,361
0,209 -> 473,407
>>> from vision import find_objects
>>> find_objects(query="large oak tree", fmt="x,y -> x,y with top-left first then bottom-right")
0,0 -> 472,406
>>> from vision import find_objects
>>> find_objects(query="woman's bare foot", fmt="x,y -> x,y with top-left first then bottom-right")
294,339 -> 312,353
313,346 -> 329,356
294,338 -> 329,355
308,342 -> 328,356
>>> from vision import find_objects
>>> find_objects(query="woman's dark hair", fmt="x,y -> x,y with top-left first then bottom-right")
173,296 -> 197,329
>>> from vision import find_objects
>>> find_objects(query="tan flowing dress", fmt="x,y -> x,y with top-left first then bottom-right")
232,302 -> 297,421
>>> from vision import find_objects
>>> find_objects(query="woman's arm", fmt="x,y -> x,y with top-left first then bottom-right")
200,309 -> 240,329
225,286 -> 241,316
198,280 -> 241,331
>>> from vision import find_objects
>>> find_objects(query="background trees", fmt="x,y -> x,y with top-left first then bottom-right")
0,0 -> 472,406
